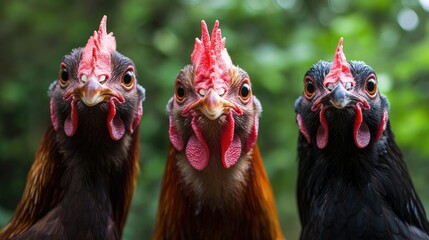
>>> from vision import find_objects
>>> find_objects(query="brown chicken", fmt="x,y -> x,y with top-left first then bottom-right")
153,20 -> 284,240
0,16 -> 145,240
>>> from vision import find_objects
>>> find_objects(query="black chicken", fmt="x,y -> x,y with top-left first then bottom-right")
294,38 -> 429,239
0,16 -> 145,239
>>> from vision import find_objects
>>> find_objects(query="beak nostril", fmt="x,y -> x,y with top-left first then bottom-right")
199,89 -> 206,96
99,75 -> 106,84
327,83 -> 335,91
329,83 -> 352,109
345,82 -> 352,91
81,75 -> 88,83
217,88 -> 225,96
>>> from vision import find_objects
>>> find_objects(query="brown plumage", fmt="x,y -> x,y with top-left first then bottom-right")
154,145 -> 283,239
153,20 -> 284,239
0,16 -> 145,240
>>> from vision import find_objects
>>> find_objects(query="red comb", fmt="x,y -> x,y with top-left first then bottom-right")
78,15 -> 116,81
191,20 -> 232,94
324,37 -> 355,87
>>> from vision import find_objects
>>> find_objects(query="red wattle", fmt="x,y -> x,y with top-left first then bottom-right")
224,136 -> 241,168
221,112 -> 241,168
186,135 -> 208,170
185,116 -> 209,170
107,100 -> 125,141
316,107 -> 329,149
354,104 -> 371,148
64,99 -> 78,137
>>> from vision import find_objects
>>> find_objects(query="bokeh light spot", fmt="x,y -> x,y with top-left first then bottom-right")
397,8 -> 419,31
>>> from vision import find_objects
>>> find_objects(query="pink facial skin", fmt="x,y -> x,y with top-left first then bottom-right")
169,20 -> 259,171
298,38 -> 387,149
51,16 -> 142,141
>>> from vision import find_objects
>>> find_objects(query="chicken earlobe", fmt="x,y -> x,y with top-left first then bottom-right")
375,110 -> 388,141
50,98 -> 60,132
50,97 -> 79,137
130,96 -> 143,133
169,115 -> 184,151
243,114 -> 259,153
169,113 -> 210,171
296,113 -> 311,143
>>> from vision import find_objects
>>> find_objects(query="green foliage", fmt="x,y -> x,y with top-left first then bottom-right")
1,0 -> 428,239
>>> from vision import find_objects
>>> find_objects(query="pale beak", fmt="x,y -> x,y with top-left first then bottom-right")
74,77 -> 121,106
184,89 -> 241,119
329,83 -> 351,109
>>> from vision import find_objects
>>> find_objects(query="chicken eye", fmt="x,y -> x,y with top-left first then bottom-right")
365,78 -> 377,97
304,78 -> 316,98
59,68 -> 69,86
176,84 -> 185,102
240,83 -> 251,101
122,71 -> 135,89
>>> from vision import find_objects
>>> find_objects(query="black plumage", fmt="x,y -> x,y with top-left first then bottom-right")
295,60 -> 429,240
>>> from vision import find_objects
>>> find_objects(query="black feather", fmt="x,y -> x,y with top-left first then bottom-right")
295,61 -> 429,239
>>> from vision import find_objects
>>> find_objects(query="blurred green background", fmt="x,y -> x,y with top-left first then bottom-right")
1,0 -> 429,239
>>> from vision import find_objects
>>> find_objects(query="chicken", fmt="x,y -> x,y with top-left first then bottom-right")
0,16 -> 145,240
153,20 -> 284,239
294,38 -> 429,239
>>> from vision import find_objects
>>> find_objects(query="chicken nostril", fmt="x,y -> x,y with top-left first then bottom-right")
217,88 -> 225,96
99,75 -> 107,84
345,82 -> 352,91
199,89 -> 206,96
81,74 -> 88,83
327,83 -> 335,91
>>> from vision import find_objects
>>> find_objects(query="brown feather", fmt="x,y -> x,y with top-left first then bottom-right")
0,127 -> 65,239
153,144 -> 284,240
0,126 -> 140,239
